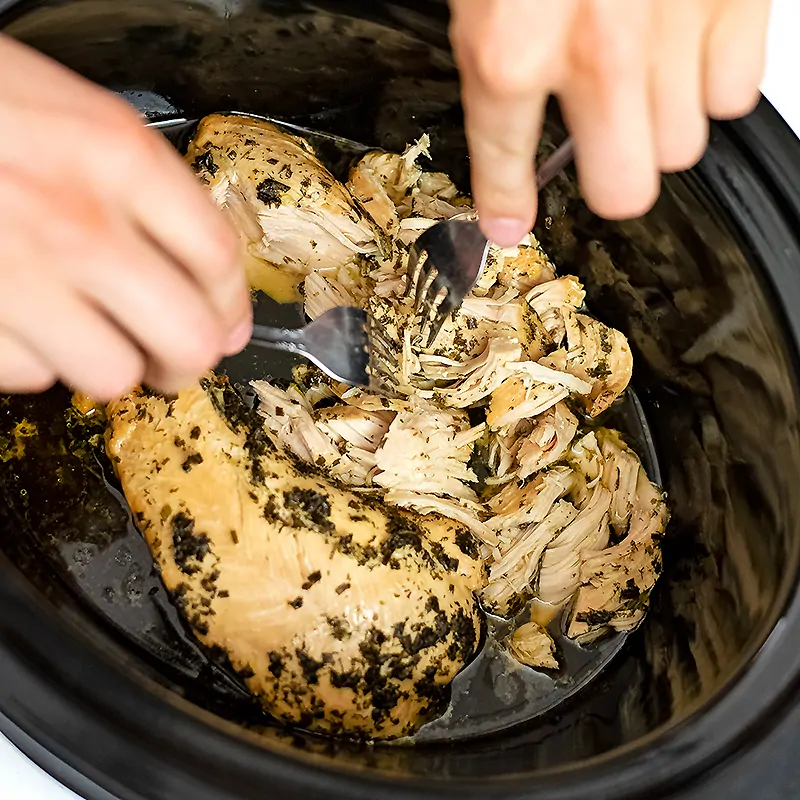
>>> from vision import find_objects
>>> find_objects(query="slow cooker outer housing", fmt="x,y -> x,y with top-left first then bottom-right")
2,2 -> 800,799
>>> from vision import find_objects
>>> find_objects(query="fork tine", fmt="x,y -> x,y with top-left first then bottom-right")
366,318 -> 399,368
367,317 -> 397,353
371,338 -> 398,368
414,256 -> 438,308
423,311 -> 449,350
403,242 -> 425,301
417,284 -> 449,347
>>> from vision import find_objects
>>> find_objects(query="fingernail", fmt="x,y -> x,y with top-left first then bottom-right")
481,218 -> 530,248
225,318 -> 253,356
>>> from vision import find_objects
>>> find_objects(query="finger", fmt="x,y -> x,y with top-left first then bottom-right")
705,0 -> 772,119
0,170 -> 143,401
13,98 -> 253,344
0,284 -> 145,403
69,217 -> 228,384
450,0 -> 571,246
102,112 -> 252,337
560,0 -> 660,219
0,328 -> 55,394
651,0 -> 710,172
0,167 -> 223,394
461,78 -> 546,246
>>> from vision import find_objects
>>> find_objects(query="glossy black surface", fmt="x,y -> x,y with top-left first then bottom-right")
1,1 -> 800,799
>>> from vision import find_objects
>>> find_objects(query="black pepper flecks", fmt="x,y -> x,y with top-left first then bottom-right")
454,529 -> 479,559
268,651 -> 285,678
295,649 -> 324,685
289,596 -> 304,609
413,664 -> 450,710
302,571 -> 322,590
335,582 -> 350,595
429,541 -> 459,572
330,669 -> 360,690
192,150 -> 219,176
326,615 -> 350,640
380,513 -> 425,566
256,178 -> 290,207
200,569 -> 220,594
619,578 -> 641,602
171,512 -> 211,575
283,489 -> 334,532
450,608 -> 480,663
168,582 -> 189,613
263,495 -> 278,522
182,452 -> 204,472
575,608 -> 614,627
189,426 -> 201,440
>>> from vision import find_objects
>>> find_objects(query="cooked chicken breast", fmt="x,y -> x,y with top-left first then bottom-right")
506,621 -> 559,670
106,379 -> 484,740
187,114 -> 389,290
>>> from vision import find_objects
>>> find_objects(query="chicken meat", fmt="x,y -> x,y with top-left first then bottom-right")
106,379 -> 484,740
107,113 -> 669,736
187,113 -> 389,299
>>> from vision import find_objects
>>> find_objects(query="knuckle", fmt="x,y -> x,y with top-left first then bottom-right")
452,16 -> 542,98
569,16 -> 640,83
571,42 -> 630,83
98,99 -> 160,169
471,46 -> 540,98
203,218 -> 241,280
168,323 -> 223,378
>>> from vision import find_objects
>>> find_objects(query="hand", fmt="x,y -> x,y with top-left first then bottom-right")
449,0 -> 772,246
0,35 -> 252,401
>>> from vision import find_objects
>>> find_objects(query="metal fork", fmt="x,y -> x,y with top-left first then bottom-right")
248,306 -> 396,389
404,137 -> 576,346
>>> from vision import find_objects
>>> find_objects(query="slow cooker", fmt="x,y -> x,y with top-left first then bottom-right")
2,1 -> 800,798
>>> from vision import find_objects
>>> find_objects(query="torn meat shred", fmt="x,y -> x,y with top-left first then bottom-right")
234,127 -> 668,653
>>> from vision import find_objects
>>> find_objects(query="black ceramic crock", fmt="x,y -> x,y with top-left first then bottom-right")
2,2 -> 800,799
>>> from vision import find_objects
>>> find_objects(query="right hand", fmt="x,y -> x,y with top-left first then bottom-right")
0,35 -> 252,401
449,0 -> 771,247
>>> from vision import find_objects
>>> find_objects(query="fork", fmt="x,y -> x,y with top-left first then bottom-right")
248,306 -> 396,389
404,137 -> 576,346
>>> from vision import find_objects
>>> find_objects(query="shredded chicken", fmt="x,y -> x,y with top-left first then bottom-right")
506,621 -> 559,670
187,114 -> 668,669
516,403 -> 580,478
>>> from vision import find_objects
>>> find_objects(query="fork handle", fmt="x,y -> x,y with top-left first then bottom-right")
537,137 -> 575,191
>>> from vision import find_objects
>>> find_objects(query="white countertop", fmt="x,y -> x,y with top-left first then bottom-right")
3,1 -> 800,797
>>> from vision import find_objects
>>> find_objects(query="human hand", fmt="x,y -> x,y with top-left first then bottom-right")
449,0 -> 772,246
0,35 -> 252,401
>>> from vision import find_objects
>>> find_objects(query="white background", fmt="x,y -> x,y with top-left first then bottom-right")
2,1 -> 800,797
